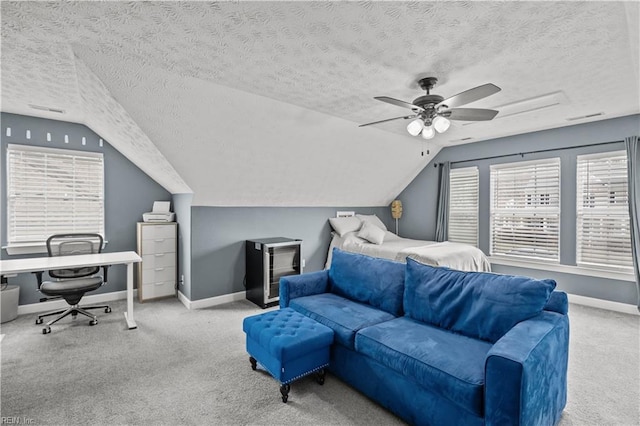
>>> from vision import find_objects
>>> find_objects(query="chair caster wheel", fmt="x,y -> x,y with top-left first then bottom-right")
105,307 -> 112,313
36,318 -> 43,325
42,327 -> 51,334
89,320 -> 98,326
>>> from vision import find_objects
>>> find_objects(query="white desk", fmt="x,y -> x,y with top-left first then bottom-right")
0,251 -> 142,329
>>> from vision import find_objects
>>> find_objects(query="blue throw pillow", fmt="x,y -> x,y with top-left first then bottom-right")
404,258 -> 556,342
329,248 -> 405,316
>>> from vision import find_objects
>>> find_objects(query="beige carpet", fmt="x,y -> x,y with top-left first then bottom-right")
0,298 -> 638,425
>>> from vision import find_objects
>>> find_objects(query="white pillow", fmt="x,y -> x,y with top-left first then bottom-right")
356,214 -> 388,232
357,221 -> 386,245
329,216 -> 362,237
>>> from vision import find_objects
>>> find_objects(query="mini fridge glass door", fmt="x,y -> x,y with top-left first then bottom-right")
263,246 -> 300,303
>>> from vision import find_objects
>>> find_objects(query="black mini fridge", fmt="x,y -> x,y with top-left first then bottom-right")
245,238 -> 302,308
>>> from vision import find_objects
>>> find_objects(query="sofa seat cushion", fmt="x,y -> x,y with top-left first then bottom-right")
355,317 -> 493,417
289,293 -> 395,350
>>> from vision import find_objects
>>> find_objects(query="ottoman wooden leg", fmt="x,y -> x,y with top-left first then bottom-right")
280,383 -> 290,403
315,368 -> 326,385
249,356 -> 257,371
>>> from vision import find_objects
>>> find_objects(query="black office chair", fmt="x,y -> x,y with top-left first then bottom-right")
34,233 -> 111,334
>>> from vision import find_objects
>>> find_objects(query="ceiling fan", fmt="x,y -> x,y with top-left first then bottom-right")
360,77 -> 501,139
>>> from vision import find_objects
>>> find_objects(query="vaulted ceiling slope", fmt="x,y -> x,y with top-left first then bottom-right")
2,2 -> 638,206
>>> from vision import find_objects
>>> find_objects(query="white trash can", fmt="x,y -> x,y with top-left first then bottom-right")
1,285 -> 20,323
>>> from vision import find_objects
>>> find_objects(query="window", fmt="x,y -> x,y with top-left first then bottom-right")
6,144 -> 105,246
448,166 -> 479,246
576,151 -> 632,271
490,158 -> 561,262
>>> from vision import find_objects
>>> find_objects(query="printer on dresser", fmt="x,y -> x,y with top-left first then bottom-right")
136,222 -> 178,302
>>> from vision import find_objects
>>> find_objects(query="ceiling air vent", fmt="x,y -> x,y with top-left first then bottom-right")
566,112 -> 604,121
493,91 -> 568,119
461,91 -> 568,127
28,104 -> 65,114
449,137 -> 473,143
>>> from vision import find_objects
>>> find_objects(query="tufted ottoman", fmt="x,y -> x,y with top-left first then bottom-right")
243,307 -> 334,402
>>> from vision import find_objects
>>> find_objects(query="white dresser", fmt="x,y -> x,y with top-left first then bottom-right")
136,222 -> 177,302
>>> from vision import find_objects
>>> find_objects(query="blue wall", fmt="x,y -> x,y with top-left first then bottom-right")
398,114 -> 640,305
189,206 -> 391,301
1,113 -> 172,305
8,112 -> 635,306
172,193 -> 192,300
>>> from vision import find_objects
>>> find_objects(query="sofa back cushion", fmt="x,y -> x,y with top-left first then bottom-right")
404,258 -> 556,342
544,291 -> 568,315
329,248 -> 405,316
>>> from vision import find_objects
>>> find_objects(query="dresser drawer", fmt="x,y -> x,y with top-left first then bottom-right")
141,224 -> 176,240
141,253 -> 175,270
142,266 -> 175,285
140,281 -> 175,300
141,238 -> 176,254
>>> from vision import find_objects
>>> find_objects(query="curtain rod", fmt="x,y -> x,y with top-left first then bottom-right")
439,139 -> 625,167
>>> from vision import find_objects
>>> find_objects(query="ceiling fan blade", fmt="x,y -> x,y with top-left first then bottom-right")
374,96 -> 423,111
436,83 -> 501,109
358,115 -> 417,127
443,108 -> 499,121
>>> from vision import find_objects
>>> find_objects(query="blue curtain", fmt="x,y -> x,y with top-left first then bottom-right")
435,162 -> 450,242
625,136 -> 640,311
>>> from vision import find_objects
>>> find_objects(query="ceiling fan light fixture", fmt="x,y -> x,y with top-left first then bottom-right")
407,118 -> 424,136
421,126 -> 435,139
361,76 -> 501,138
433,115 -> 451,133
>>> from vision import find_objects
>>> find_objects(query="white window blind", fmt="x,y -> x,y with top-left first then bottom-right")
7,144 -> 105,245
490,158 -> 561,262
448,166 -> 479,246
576,150 -> 632,271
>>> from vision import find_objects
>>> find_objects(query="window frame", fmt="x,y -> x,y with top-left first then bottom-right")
5,144 -> 105,253
489,157 -> 561,263
448,166 -> 479,247
575,150 -> 632,272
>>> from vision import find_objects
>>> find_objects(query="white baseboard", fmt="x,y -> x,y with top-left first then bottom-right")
178,290 -> 246,310
17,289 -> 137,316
177,290 -> 190,309
568,294 -> 639,316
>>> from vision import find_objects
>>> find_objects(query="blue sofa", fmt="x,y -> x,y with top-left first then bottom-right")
280,248 -> 569,426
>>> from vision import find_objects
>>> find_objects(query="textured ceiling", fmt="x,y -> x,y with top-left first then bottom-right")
1,1 -> 639,206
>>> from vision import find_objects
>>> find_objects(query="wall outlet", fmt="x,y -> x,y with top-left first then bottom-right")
180,274 -> 185,286
302,259 -> 306,268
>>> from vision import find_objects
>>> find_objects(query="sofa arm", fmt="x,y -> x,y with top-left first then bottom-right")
279,270 -> 330,308
485,311 -> 569,426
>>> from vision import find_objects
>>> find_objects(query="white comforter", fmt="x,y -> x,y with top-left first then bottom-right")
327,231 -> 491,272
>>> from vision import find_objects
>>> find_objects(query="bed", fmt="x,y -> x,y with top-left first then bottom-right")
326,214 -> 491,272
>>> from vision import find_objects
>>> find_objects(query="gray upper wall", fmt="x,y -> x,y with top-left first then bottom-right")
6,111 -> 637,306
189,206 -> 391,301
172,193 -> 192,300
1,113 -> 172,305
398,114 -> 640,305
